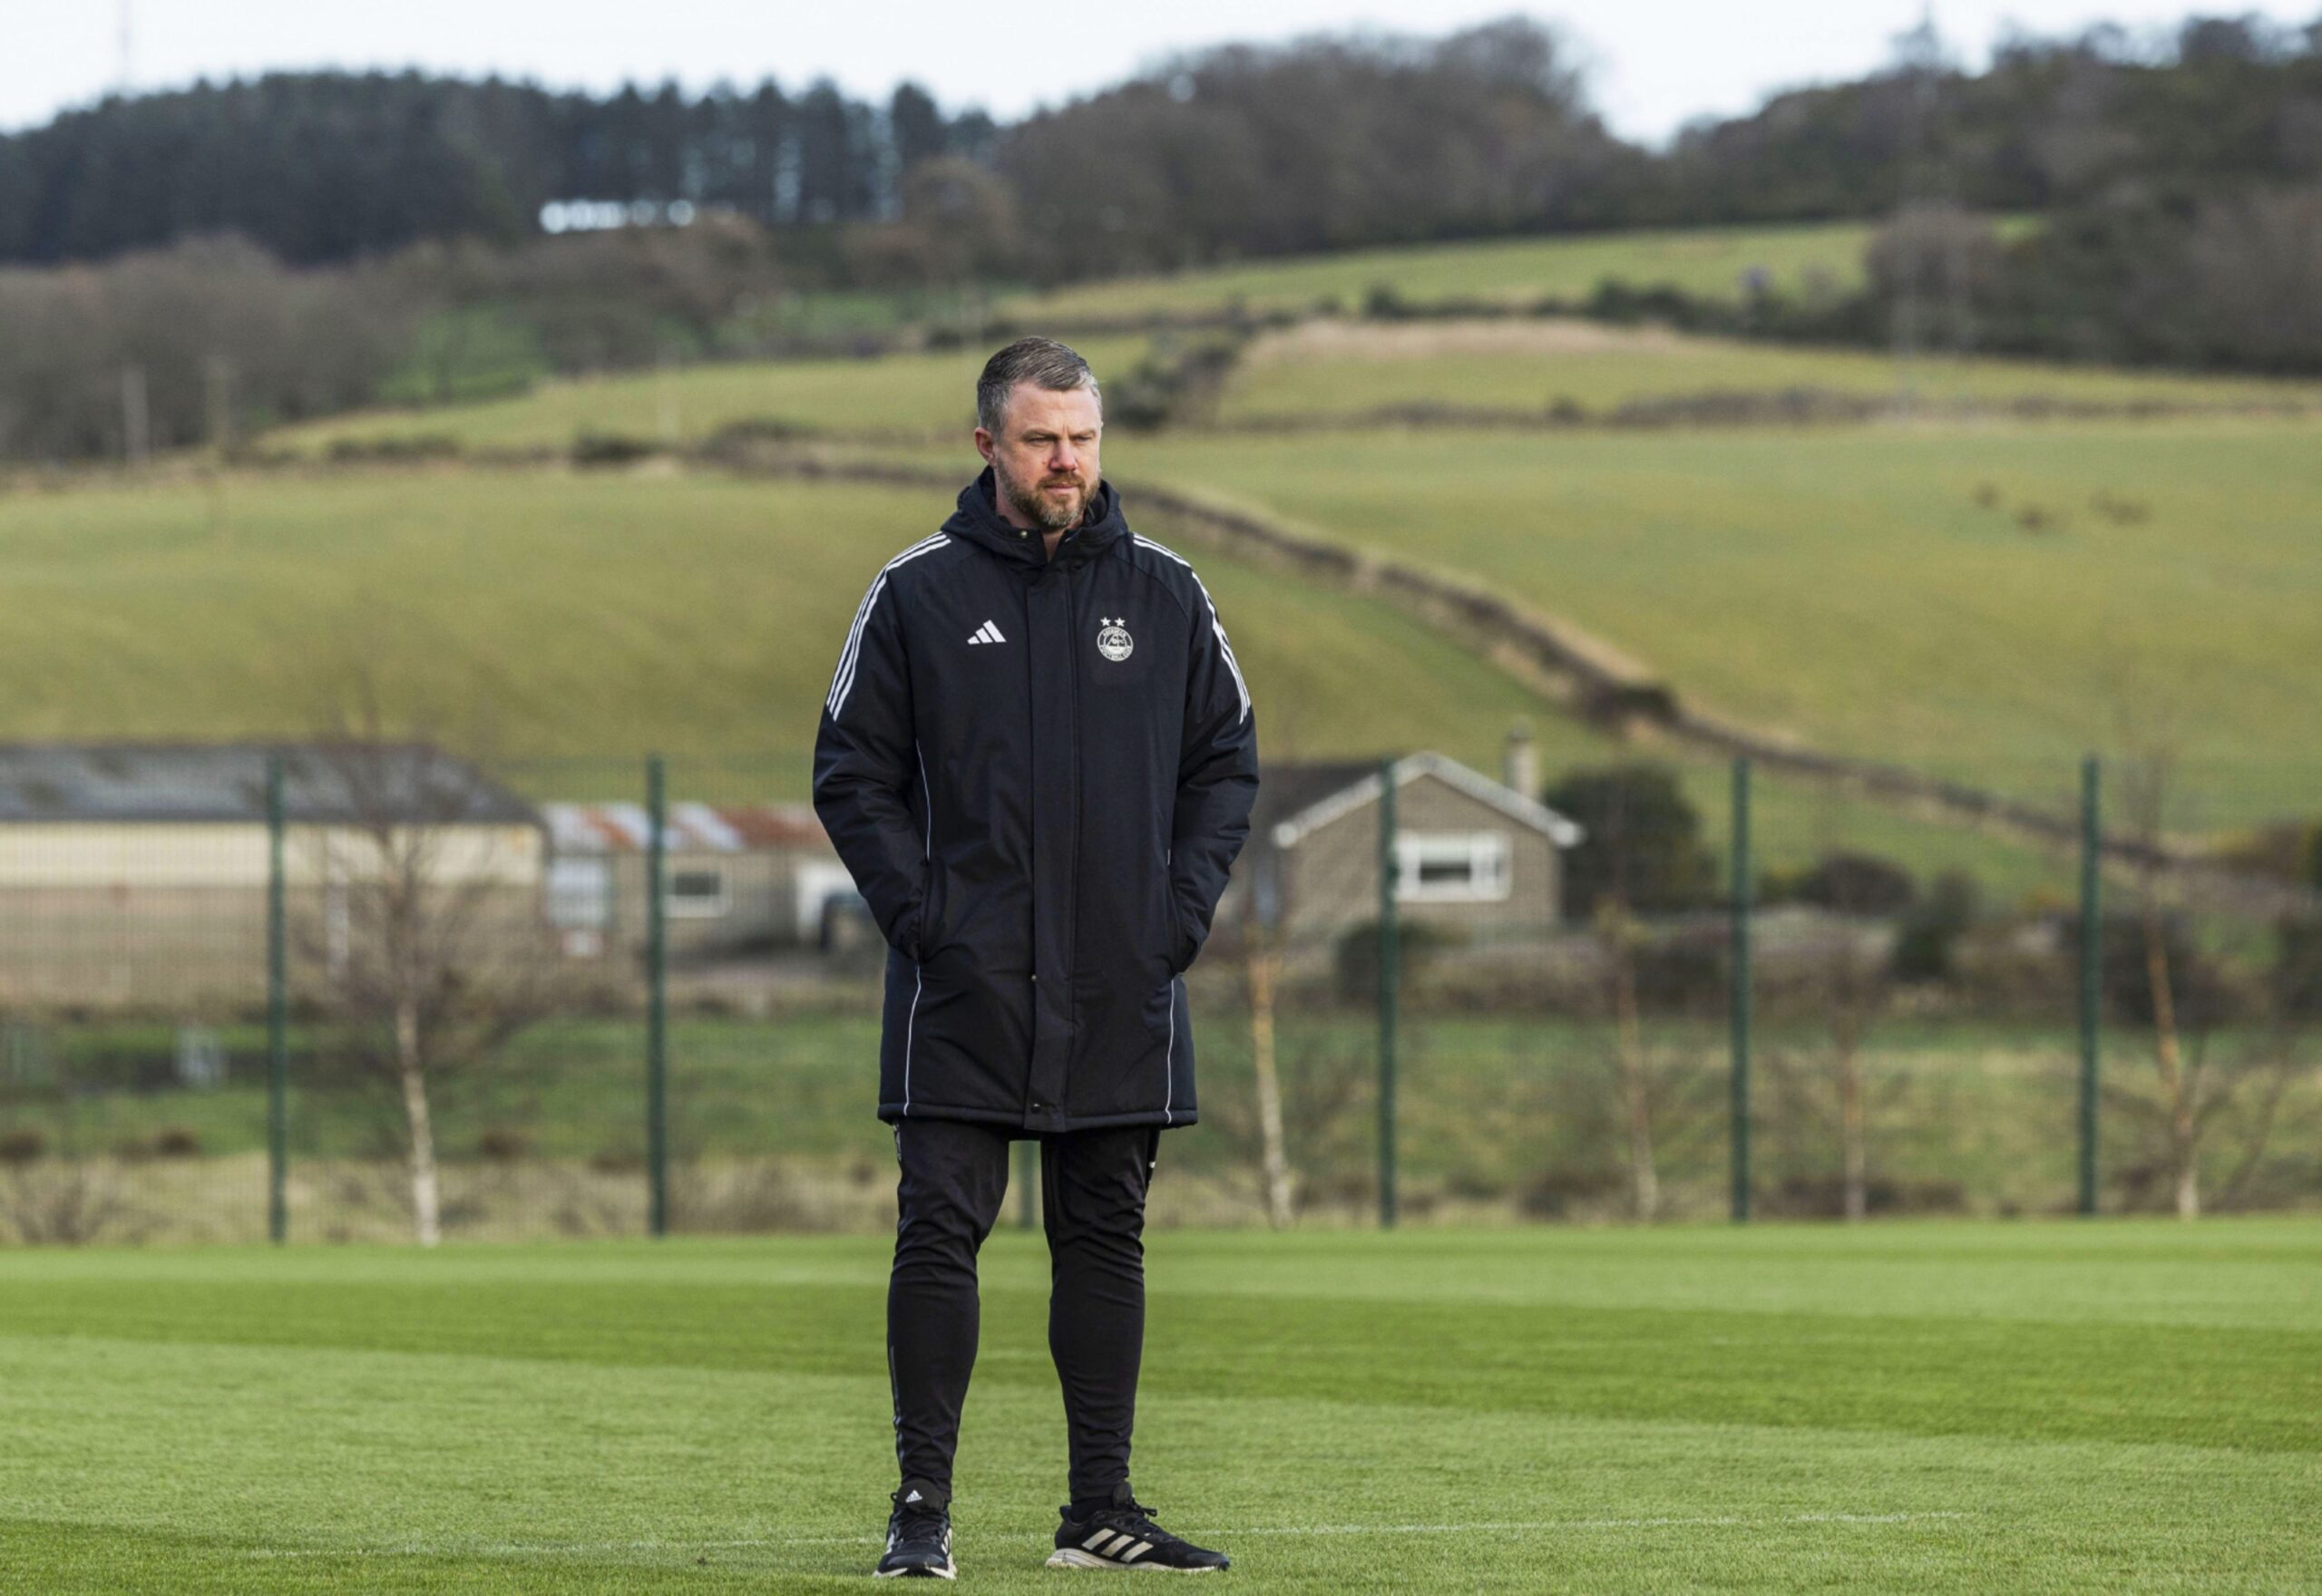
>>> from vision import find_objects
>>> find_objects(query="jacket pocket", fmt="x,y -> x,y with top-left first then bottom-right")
902,860 -> 948,961
1168,902 -> 1199,975
1153,854 -> 1193,976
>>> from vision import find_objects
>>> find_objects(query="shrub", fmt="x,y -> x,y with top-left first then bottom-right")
1796,852 -> 1917,917
571,431 -> 659,467
476,1126 -> 532,1163
1891,870 -> 1982,984
1542,763 -> 1719,918
1332,917 -> 1468,1004
2274,913 -> 2322,1019
2065,910 -> 2247,1029
1763,1173 -> 1967,1218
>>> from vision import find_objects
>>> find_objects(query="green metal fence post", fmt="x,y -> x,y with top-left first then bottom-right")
1377,755 -> 1400,1231
647,754 -> 669,1239
2078,754 -> 2102,1217
266,752 -> 288,1245
1729,756 -> 1752,1224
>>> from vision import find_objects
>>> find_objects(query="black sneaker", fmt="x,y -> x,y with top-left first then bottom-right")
1048,1490 -> 1229,1572
875,1480 -> 956,1580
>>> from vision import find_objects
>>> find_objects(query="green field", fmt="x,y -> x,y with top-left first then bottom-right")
0,458 -> 2093,886
1218,320 -> 2322,423
2,1222 -> 2317,1591
277,336 -> 1147,455
1010,220 -> 1882,324
1116,419 -> 2322,828
0,467 -> 1546,783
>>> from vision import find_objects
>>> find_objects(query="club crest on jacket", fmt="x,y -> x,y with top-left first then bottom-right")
1096,617 -> 1134,662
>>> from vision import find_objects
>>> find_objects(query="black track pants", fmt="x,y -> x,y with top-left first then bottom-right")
886,1117 -> 1159,1504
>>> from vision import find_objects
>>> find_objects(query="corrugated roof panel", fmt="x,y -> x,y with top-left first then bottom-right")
541,803 -> 831,854
671,802 -> 745,852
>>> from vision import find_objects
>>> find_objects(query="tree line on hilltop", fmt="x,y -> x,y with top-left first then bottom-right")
2,13 -> 2320,461
6,15 -> 2318,277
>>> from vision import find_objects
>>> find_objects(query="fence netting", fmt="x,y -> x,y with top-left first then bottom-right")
0,744 -> 2314,1244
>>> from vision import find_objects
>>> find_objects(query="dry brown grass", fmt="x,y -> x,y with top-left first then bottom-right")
1242,316 -> 1691,367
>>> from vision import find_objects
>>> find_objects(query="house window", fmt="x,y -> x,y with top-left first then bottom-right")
547,859 -> 612,929
667,866 -> 729,919
1394,832 -> 1511,903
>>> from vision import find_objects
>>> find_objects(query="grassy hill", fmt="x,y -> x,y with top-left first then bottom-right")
274,336 -> 1149,456
0,457 -> 2078,889
0,466 -> 1552,793
1216,319 -> 2322,423
51,221 -> 2322,877
1115,418 -> 2322,832
1010,220 -> 1881,324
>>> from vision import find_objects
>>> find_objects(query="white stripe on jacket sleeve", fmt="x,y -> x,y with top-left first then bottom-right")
826,534 -> 947,718
1133,534 -> 1251,724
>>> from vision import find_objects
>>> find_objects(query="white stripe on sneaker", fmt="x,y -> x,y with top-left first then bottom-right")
1121,1541 -> 1153,1562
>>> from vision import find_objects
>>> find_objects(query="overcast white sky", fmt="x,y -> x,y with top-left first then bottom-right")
5,1 -> 2318,143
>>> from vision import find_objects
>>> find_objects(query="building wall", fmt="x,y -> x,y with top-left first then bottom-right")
0,822 -> 545,1008
0,822 -> 541,888
541,849 -> 815,962
610,850 -> 798,959
1280,774 -> 1560,945
0,883 -> 550,1010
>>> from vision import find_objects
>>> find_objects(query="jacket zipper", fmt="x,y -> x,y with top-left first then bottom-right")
1063,558 -> 1082,1076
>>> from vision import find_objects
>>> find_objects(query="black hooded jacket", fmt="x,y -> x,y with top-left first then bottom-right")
813,468 -> 1260,1133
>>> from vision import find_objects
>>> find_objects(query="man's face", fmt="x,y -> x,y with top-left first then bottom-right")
976,384 -> 1103,532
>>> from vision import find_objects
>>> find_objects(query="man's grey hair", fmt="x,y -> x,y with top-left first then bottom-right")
977,336 -> 1102,434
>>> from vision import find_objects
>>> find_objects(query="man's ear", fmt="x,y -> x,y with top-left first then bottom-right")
973,427 -> 997,466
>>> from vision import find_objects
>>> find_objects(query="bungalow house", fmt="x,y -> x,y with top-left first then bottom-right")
1223,739 -> 1585,949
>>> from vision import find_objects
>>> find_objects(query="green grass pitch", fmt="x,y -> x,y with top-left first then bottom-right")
4,1221 -> 2316,1591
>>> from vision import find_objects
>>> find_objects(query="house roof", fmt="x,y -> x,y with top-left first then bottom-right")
545,802 -> 830,855
1261,752 -> 1585,851
0,742 -> 538,826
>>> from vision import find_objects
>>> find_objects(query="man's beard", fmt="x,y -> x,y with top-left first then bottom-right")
996,459 -> 1092,531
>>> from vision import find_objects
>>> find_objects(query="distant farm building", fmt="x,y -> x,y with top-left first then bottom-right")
0,743 -> 541,1007
542,803 -> 845,963
1224,747 -> 1584,947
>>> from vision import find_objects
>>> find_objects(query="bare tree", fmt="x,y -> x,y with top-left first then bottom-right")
1591,897 -> 1659,1220
1806,914 -> 1891,1222
2104,743 -> 2258,1221
1242,914 -> 1296,1229
296,717 -> 561,1246
1585,779 -> 1663,1220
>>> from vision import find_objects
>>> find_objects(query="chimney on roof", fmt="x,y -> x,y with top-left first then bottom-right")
1502,719 -> 1537,803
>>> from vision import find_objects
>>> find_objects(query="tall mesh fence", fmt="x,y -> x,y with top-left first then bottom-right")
0,744 -> 2315,1244
0,762 -> 275,1241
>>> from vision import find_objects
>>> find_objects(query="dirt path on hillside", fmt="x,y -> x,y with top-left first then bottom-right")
1240,317 -> 1695,366
698,434 -> 2310,913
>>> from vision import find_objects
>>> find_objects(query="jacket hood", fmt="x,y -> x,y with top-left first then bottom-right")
941,466 -> 1125,570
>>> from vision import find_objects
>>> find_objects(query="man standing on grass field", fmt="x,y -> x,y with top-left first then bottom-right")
814,337 -> 1258,1579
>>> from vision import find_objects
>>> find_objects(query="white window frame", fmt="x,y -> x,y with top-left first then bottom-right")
546,858 -> 613,930
665,863 -> 730,920
1394,831 -> 1511,903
